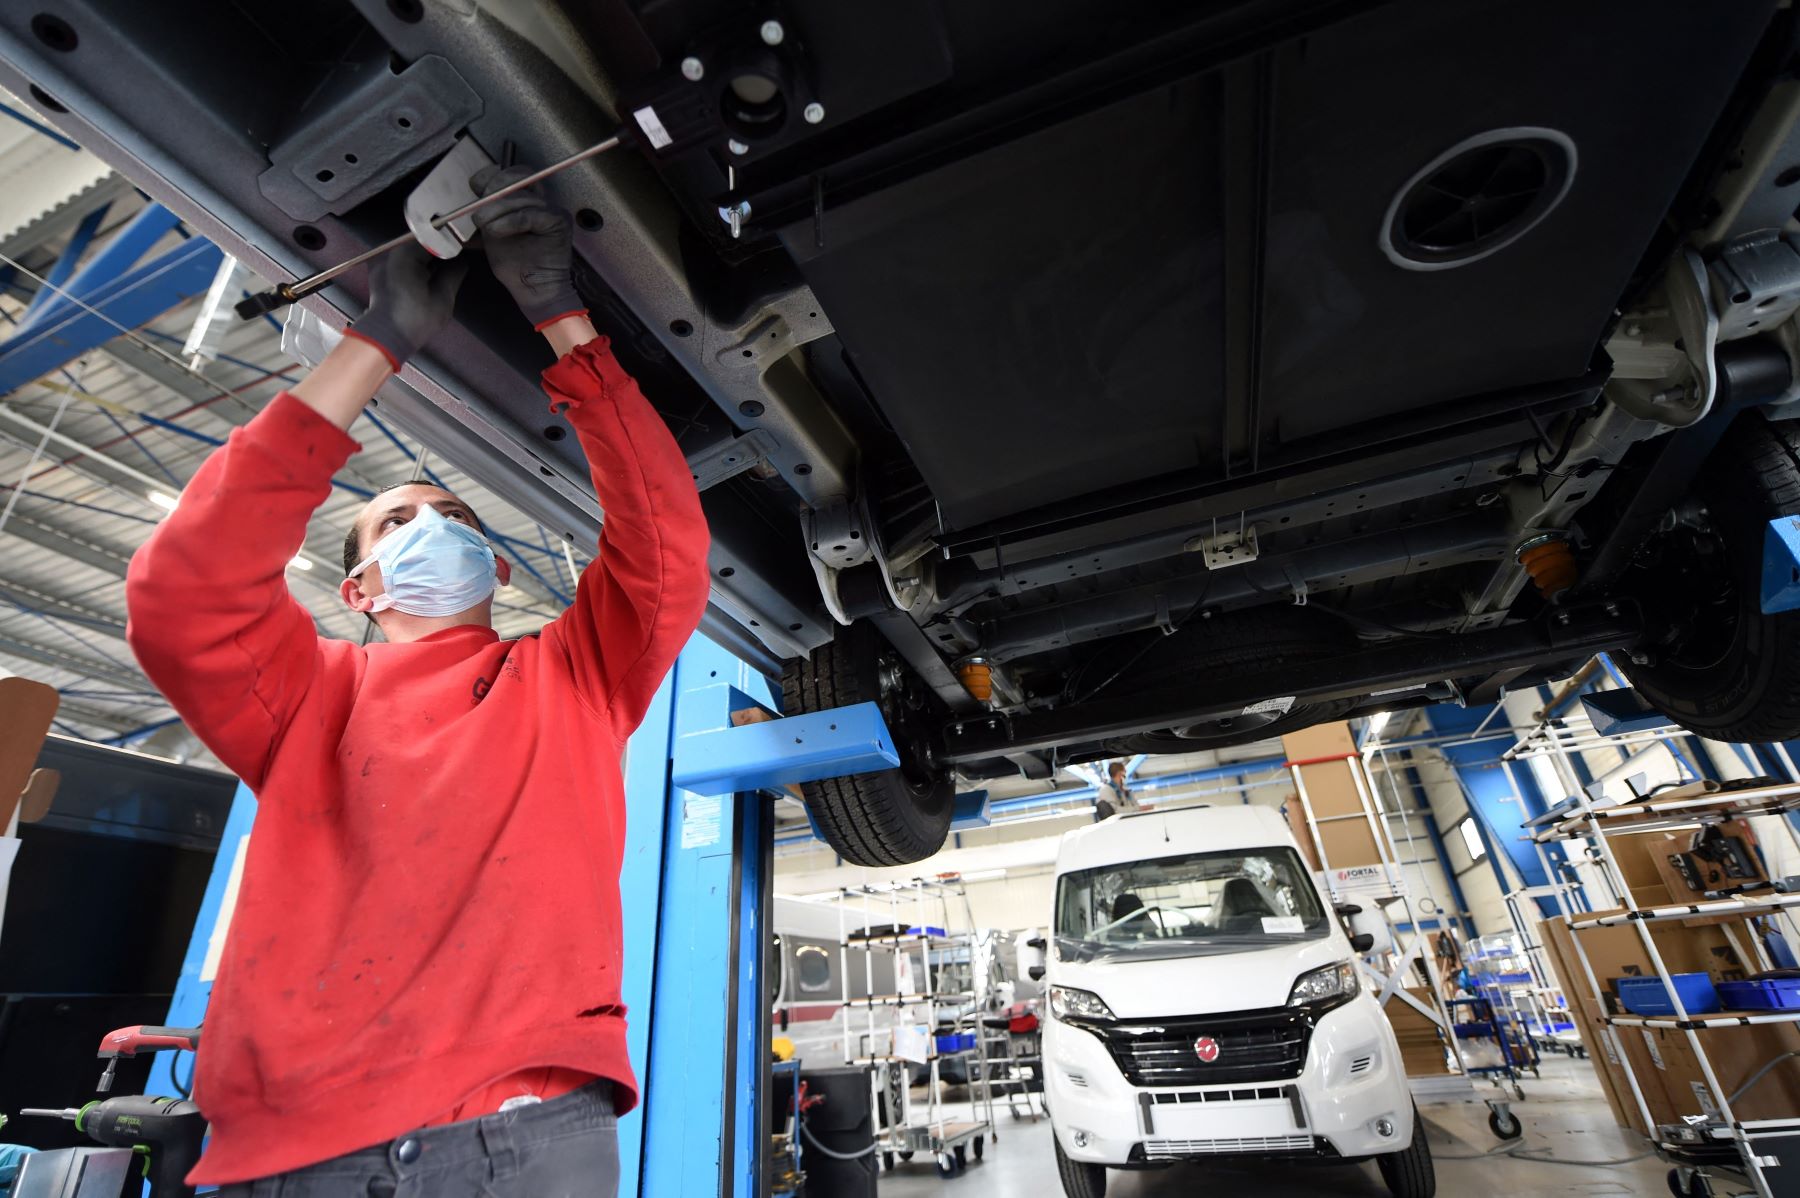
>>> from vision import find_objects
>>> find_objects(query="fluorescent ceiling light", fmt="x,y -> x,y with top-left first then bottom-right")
958,868 -> 1008,883
147,490 -> 180,511
288,554 -> 314,571
1366,710 -> 1391,738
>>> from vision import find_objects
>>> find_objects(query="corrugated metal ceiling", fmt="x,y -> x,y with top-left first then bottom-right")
0,92 -> 591,763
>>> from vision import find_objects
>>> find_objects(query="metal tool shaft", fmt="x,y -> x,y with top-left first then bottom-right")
274,133 -> 626,306
19,1108 -> 79,1119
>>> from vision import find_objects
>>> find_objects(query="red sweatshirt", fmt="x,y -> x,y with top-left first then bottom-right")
123,338 -> 710,1185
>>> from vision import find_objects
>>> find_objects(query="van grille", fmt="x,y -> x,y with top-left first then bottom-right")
1143,1134 -> 1316,1158
1086,1008 -> 1311,1086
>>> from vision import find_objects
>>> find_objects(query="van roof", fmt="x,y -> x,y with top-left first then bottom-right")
1054,802 -> 1299,874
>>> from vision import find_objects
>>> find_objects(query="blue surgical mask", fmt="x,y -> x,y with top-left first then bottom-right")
350,504 -> 497,617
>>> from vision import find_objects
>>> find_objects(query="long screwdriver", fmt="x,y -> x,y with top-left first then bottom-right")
235,132 -> 625,320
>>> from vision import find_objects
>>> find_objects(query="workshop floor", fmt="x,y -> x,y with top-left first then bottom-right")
876,1055 -> 1670,1196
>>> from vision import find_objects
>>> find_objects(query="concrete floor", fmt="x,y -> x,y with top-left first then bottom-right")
876,1056 -> 1670,1196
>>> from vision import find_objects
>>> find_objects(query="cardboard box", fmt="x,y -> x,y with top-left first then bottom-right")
1385,987 -> 1455,1076
1583,1017 -> 1642,1134
1538,917 -> 1800,1133
1539,917 -> 1748,1014
1280,722 -> 1386,877
1648,1023 -> 1800,1125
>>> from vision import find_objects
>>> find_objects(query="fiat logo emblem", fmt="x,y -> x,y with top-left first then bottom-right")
1194,1036 -> 1221,1064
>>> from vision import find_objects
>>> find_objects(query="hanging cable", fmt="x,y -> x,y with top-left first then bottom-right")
0,386 -> 74,537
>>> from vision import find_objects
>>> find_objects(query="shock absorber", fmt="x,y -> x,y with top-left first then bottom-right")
956,657 -> 994,703
1516,533 -> 1577,598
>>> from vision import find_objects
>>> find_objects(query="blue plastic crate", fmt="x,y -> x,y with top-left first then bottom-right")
934,1031 -> 975,1054
1615,973 -> 1720,1016
1718,977 -> 1800,1011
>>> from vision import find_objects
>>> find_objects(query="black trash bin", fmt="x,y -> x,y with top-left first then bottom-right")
798,1065 -> 877,1197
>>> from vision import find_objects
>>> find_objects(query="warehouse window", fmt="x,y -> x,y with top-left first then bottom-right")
1456,816 -> 1486,862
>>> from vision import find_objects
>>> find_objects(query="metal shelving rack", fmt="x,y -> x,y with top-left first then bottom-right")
835,878 -> 996,1177
1294,744 -> 1483,1101
1530,776 -> 1800,1197
1464,931 -> 1544,1077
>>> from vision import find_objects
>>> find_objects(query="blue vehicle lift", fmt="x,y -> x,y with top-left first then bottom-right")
150,632 -> 905,1197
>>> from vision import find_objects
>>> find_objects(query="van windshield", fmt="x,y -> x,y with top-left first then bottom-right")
1054,845 -> 1329,961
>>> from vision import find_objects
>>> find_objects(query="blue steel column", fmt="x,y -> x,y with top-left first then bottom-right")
628,633 -> 776,1198
1423,705 -> 1563,918
149,781 -> 258,1097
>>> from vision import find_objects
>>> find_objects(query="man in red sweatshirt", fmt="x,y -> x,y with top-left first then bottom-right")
124,170 -> 710,1196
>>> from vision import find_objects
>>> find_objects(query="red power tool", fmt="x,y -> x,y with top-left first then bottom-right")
94,1025 -> 201,1092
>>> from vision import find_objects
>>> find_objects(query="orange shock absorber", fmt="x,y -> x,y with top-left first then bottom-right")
957,658 -> 994,703
1516,534 -> 1577,598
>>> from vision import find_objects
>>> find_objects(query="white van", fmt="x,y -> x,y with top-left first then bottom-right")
1035,805 -> 1434,1198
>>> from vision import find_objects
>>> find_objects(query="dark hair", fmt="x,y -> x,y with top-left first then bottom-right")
342,482 -> 484,576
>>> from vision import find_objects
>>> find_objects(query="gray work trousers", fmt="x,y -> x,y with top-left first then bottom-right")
217,1082 -> 618,1198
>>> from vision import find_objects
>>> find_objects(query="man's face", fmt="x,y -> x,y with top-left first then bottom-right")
339,484 -> 509,614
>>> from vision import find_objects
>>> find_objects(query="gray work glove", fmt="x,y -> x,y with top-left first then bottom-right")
469,164 -> 585,329
347,242 -> 468,370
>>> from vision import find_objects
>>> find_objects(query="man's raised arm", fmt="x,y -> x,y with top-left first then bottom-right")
124,248 -> 464,786
470,167 -> 711,739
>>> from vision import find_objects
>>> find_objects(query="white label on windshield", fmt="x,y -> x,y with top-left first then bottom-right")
1262,916 -> 1305,934
1242,696 -> 1295,716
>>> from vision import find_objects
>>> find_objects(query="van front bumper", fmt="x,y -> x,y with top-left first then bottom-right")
1044,996 -> 1413,1165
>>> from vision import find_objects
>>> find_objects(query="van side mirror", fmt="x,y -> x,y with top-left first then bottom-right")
1334,903 -> 1363,918
1018,930 -> 1048,985
1349,932 -> 1375,953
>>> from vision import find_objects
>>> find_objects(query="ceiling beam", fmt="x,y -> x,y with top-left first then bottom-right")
0,171 -> 133,265
0,630 -> 145,689
0,402 -> 170,497
50,699 -> 150,737
1,510 -> 131,577
0,577 -> 125,636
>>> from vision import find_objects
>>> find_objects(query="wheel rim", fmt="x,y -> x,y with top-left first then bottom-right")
875,652 -> 951,812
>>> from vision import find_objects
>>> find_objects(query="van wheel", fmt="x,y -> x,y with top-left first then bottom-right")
1054,1138 -> 1106,1198
1377,1106 -> 1437,1198
1621,413 -> 1800,741
782,622 -> 955,866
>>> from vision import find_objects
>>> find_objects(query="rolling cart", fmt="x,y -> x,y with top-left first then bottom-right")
1445,995 -> 1528,1139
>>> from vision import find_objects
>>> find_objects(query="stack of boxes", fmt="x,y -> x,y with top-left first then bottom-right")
1538,814 -> 1800,1135
1278,722 -> 1456,1077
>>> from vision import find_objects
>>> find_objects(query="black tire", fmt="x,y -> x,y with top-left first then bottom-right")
882,1151 -> 895,1172
937,1152 -> 957,1178
1487,1108 -> 1522,1141
898,1150 -> 913,1162
1054,1137 -> 1106,1198
1098,606 -> 1357,754
955,1144 -> 967,1170
782,621 -> 955,865
1378,1106 -> 1437,1198
1621,413 -> 1800,741
974,1135 -> 985,1160
1668,1166 -> 1711,1197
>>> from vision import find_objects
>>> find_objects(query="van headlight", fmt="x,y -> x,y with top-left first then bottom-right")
1049,985 -> 1115,1023
1287,962 -> 1360,1011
